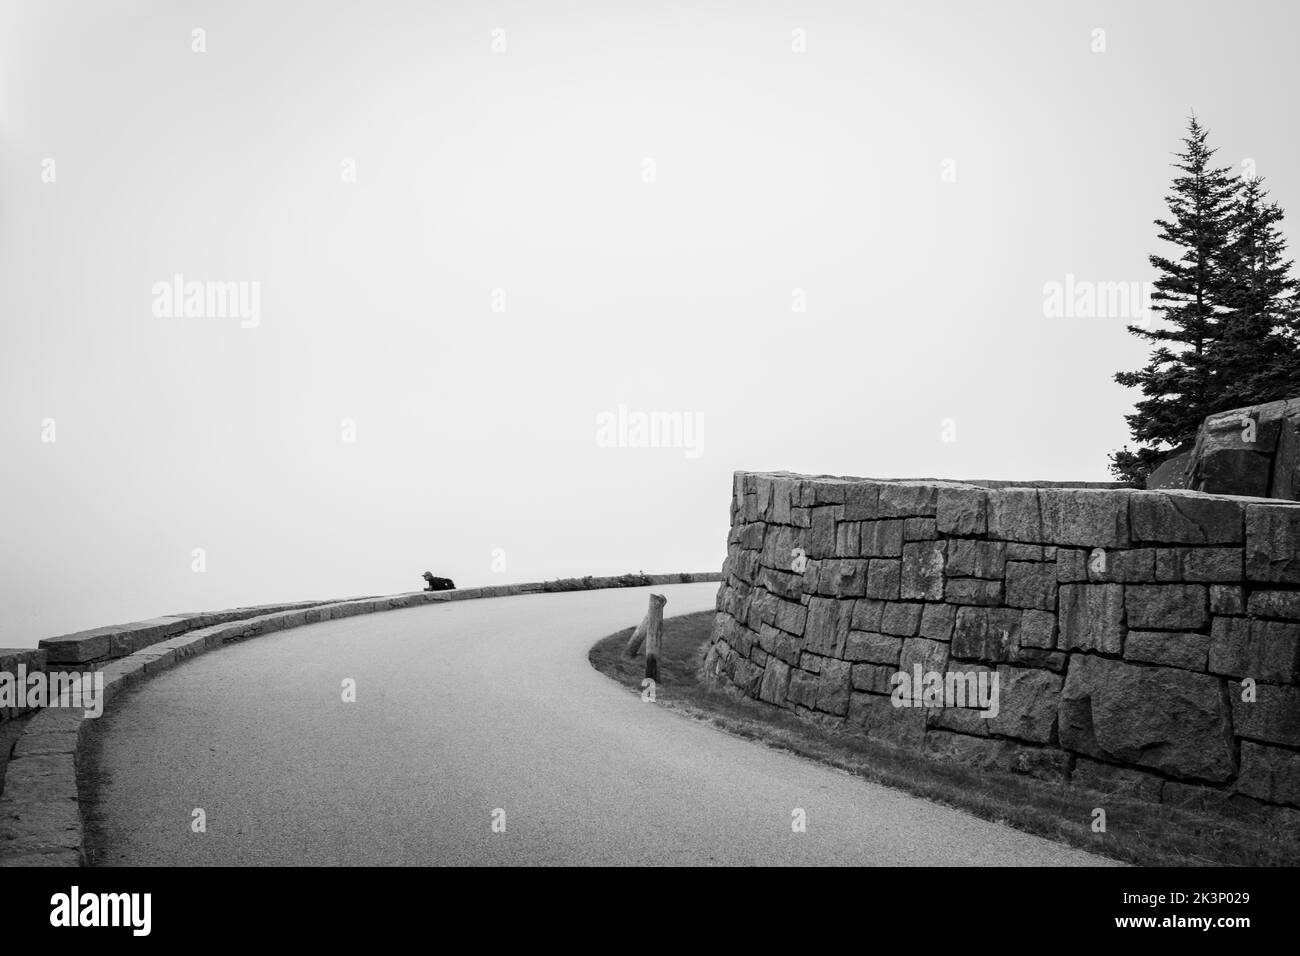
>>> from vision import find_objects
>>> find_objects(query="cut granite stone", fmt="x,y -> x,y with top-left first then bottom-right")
1058,654 -> 1235,782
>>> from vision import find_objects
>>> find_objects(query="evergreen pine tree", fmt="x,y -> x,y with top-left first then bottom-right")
1215,174 -> 1300,407
1110,117 -> 1241,482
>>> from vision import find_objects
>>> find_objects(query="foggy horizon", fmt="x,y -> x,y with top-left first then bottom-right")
5,0 -> 1300,646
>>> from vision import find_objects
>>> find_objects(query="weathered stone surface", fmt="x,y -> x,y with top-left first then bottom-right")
1247,590 -> 1300,619
1129,492 -> 1244,545
1124,630 -> 1210,671
803,597 -> 849,658
1086,547 -> 1156,583
988,665 -> 1062,743
1058,655 -> 1235,782
878,482 -> 938,518
1231,682 -> 1300,748
1154,548 -> 1243,582
843,631 -> 902,666
1246,503 -> 1300,583
1038,488 -> 1131,548
946,540 -> 1006,579
1210,584 -> 1245,615
951,606 -> 1018,663
805,507 -> 838,559
813,659 -> 852,715
850,599 -> 884,632
986,489 -> 1043,542
843,482 -> 880,520
38,628 -> 114,664
758,658 -> 791,704
1146,445 -> 1194,491
1006,543 -> 1046,561
757,623 -> 800,666
1126,584 -> 1208,630
1188,402 -> 1283,498
1237,742 -> 1300,807
786,669 -> 820,709
821,559 -> 867,598
859,520 -> 905,557
1018,609 -> 1056,649
903,517 -> 937,541
1059,584 -> 1124,654
1055,548 -> 1089,583
919,602 -> 956,642
731,657 -> 764,697
936,486 -> 986,535
834,522 -> 860,558
900,541 -> 945,600
851,662 -> 894,694
713,470 -> 1300,809
1207,617 -> 1298,682
865,559 -> 901,599
880,602 -> 923,637
944,578 -> 1003,606
1005,561 -> 1057,611
773,598 -> 807,636
899,637 -> 949,675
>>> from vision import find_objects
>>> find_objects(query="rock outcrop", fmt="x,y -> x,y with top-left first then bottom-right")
1152,398 -> 1300,500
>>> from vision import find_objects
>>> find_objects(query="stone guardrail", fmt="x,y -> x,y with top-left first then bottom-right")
704,471 -> 1300,822
0,572 -> 721,866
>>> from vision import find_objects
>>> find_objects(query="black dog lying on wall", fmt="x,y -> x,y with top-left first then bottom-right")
422,572 -> 456,592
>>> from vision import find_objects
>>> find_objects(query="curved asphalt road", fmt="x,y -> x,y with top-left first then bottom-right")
84,583 -> 1114,866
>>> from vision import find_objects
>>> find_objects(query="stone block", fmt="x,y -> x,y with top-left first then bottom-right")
900,540 -> 945,600
1126,584 -> 1208,630
1208,617 -> 1298,682
1230,682 -> 1300,748
865,559 -> 902,600
919,602 -> 956,642
843,631 -> 903,666
1058,654 -> 1235,782
1124,630 -> 1210,671
1154,548 -> 1243,582
1129,492 -> 1244,545
946,540 -> 1006,579
878,482 -> 939,518
880,602 -> 923,637
1005,561 -> 1057,610
1038,488 -> 1131,548
936,486 -> 987,535
1059,584 -> 1124,654
1237,742 -> 1300,806
943,578 -> 1004,606
860,520 -> 905,557
1246,503 -> 1300,583
986,488 -> 1043,542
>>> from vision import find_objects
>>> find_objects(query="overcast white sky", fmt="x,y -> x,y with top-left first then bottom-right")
2,0 -> 1297,646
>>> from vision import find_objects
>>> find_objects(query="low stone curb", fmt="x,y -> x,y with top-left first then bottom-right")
0,572 -> 720,867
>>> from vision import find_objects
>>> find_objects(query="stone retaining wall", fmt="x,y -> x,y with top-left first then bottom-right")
704,472 -> 1300,815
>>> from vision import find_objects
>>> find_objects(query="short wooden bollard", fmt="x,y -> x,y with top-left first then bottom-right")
624,593 -> 667,661
643,593 -> 666,682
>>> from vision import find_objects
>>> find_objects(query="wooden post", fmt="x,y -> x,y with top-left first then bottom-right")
624,593 -> 667,658
644,593 -> 666,682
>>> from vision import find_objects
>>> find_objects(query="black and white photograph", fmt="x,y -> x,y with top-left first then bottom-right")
1,0 -> 1295,938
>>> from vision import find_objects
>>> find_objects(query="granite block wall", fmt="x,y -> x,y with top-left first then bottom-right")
704,472 -> 1300,813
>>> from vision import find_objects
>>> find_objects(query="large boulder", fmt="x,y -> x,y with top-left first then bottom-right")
1058,655 -> 1236,782
1152,398 -> 1300,500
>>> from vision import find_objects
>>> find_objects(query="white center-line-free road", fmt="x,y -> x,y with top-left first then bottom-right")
85,583 -> 1116,866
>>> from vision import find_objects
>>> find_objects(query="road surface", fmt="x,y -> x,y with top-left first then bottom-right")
83,583 -> 1114,865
